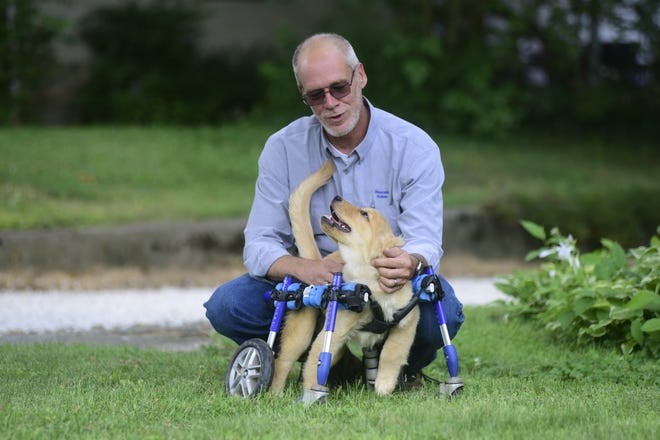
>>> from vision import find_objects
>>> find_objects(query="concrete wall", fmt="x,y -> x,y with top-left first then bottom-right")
0,209 -> 531,271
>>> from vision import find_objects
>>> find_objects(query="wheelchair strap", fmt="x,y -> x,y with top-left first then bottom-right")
361,295 -> 420,334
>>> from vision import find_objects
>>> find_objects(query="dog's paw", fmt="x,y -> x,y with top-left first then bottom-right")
269,384 -> 285,395
374,378 -> 396,396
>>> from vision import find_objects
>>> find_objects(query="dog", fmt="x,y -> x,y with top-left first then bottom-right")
270,159 -> 419,396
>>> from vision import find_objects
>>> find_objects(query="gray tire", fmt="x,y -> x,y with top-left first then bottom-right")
225,338 -> 274,398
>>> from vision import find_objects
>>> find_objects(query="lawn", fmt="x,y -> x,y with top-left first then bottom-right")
1,306 -> 658,439
0,125 -> 265,230
1,124 -> 658,247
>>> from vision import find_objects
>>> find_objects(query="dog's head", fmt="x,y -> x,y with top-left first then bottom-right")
321,196 -> 403,263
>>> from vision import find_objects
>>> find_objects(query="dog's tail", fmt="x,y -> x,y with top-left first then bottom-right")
289,159 -> 334,260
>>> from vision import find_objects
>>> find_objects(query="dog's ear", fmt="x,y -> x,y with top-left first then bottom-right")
382,234 -> 404,250
371,213 -> 400,247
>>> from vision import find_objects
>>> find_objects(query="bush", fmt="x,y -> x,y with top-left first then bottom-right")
495,221 -> 660,357
0,0 -> 56,124
77,2 -> 265,124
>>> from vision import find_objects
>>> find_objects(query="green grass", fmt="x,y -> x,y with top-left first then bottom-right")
0,124 -> 270,229
440,133 -> 659,247
440,132 -> 657,206
2,306 -> 658,439
1,124 -> 658,246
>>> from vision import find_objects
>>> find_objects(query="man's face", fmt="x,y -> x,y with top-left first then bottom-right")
297,50 -> 366,138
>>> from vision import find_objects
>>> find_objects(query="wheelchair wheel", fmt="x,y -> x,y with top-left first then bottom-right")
225,338 -> 274,398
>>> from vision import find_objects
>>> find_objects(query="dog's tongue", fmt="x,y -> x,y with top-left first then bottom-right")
323,214 -> 351,232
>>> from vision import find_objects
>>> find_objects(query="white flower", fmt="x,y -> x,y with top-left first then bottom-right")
538,234 -> 581,269
556,240 -> 574,262
571,256 -> 581,269
555,235 -> 580,269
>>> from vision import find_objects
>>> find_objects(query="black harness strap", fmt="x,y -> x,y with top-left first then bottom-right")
360,295 -> 421,334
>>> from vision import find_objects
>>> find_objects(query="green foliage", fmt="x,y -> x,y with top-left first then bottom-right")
496,221 -> 660,357
311,0 -> 524,136
3,1 -> 659,135
249,27 -> 306,124
77,3 -> 266,124
304,0 -> 658,136
2,1 -> 659,134
0,0 -> 56,123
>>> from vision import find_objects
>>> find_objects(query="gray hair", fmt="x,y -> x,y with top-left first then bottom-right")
292,33 -> 360,86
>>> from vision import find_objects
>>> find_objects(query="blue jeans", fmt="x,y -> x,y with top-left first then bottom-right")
204,273 -> 464,373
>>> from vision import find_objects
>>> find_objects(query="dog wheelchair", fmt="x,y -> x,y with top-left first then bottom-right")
224,269 -> 464,402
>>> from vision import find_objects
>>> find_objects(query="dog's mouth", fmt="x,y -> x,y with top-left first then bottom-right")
321,205 -> 351,233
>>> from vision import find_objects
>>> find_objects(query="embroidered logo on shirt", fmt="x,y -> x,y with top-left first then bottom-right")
375,190 -> 389,199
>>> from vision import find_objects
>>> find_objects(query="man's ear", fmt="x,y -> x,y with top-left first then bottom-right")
358,63 -> 368,89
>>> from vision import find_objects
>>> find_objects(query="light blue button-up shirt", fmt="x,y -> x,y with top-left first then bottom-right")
243,99 -> 445,277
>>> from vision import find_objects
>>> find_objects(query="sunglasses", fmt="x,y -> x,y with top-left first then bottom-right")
301,67 -> 357,106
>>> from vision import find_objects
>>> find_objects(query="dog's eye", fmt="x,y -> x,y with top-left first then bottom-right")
359,210 -> 369,220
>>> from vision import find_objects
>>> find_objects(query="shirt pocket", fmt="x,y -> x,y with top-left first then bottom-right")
371,189 -> 402,234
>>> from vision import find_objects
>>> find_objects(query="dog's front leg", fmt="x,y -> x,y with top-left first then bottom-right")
374,308 -> 420,395
301,310 -> 363,390
271,307 -> 319,394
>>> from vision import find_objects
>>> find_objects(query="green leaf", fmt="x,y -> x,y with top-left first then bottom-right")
644,298 -> 660,312
630,319 -> 644,345
601,239 -> 627,268
524,249 -> 542,262
574,298 -> 594,315
610,306 -> 639,321
624,291 -> 657,310
520,220 -> 546,241
573,288 -> 596,299
595,258 -> 617,280
641,318 -> 660,333
586,319 -> 612,337
620,341 -> 636,355
494,281 -> 515,295
557,311 -> 575,328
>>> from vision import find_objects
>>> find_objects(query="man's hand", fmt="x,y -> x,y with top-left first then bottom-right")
268,255 -> 343,285
371,247 -> 420,294
297,258 -> 345,285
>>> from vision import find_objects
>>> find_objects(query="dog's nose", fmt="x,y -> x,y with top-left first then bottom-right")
333,196 -> 343,202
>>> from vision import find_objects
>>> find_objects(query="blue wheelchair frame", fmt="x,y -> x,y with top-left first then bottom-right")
225,269 -> 464,402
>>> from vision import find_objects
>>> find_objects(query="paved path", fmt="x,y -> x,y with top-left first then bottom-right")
0,278 -> 509,350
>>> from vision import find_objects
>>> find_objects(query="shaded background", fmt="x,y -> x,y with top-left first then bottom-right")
2,0 -> 659,136
0,0 -> 658,272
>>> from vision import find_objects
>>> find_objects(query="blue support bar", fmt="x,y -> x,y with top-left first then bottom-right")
269,276 -> 292,333
317,273 -> 342,386
443,344 -> 460,378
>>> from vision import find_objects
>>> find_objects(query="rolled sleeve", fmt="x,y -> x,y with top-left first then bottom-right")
398,141 -> 445,270
242,137 -> 294,278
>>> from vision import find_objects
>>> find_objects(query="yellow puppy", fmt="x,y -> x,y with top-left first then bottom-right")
271,159 -> 419,396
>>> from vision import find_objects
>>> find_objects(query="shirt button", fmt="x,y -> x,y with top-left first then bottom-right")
343,169 -> 349,174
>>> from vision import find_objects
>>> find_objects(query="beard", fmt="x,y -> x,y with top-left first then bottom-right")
320,101 -> 362,138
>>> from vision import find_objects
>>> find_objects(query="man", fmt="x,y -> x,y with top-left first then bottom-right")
205,33 -> 464,386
